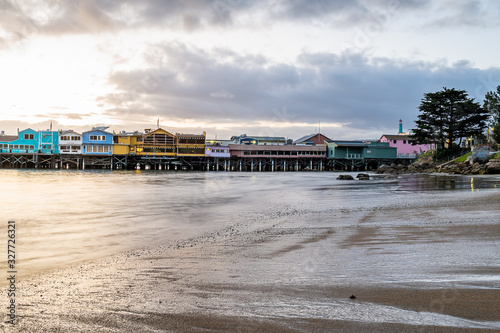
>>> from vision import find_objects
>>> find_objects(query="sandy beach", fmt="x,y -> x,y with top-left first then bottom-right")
5,180 -> 500,332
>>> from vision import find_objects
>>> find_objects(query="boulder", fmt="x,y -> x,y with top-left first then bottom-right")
472,146 -> 490,163
413,154 -> 434,169
356,173 -> 370,180
337,174 -> 354,180
376,164 -> 394,174
485,159 -> 500,174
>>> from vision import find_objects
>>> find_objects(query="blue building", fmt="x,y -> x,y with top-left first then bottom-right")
1,128 -> 38,153
38,130 -> 59,154
82,127 -> 113,155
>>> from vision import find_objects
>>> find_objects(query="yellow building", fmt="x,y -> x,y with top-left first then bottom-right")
113,128 -> 206,157
138,128 -> 177,156
113,131 -> 143,155
176,132 -> 206,157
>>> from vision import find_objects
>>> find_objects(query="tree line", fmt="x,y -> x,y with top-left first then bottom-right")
411,86 -> 500,152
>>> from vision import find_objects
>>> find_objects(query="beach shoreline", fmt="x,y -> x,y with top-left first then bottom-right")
5,188 -> 500,332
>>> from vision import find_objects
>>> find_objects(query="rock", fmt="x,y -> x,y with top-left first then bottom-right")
471,162 -> 485,174
472,146 -> 490,163
337,174 -> 354,180
407,165 -> 417,173
485,159 -> 500,174
375,164 -> 394,174
414,154 -> 434,169
356,173 -> 370,180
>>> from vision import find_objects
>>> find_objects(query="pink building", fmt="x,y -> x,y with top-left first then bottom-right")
380,120 -> 434,158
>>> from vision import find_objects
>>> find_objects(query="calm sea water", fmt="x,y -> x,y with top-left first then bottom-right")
1,169 -> 499,277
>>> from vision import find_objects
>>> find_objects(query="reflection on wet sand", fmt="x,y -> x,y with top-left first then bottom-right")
1,171 -> 499,332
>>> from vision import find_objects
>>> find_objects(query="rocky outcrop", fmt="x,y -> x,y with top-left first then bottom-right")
372,149 -> 498,175
485,159 -> 500,174
438,161 -> 486,175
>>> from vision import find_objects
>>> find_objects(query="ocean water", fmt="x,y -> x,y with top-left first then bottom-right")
1,169 -> 499,279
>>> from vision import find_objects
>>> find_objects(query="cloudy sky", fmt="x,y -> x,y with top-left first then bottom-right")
1,0 -> 500,140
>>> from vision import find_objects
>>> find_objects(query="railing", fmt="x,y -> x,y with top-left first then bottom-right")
397,153 -> 417,159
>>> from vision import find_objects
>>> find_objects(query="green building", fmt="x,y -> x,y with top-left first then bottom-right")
326,140 -> 397,170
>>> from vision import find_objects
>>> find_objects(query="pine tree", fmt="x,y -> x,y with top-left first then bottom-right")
411,87 -> 488,151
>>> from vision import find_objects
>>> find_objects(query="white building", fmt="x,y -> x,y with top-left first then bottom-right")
59,130 -> 82,154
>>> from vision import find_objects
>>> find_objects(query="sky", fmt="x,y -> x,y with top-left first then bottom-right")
1,0 -> 500,140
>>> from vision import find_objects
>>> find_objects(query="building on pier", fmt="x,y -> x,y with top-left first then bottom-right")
326,140 -> 397,170
81,127 -> 114,169
0,128 -> 59,154
0,128 -> 38,153
230,134 -> 287,145
82,127 -> 113,155
113,131 -> 143,155
0,134 -> 17,153
59,130 -> 82,154
139,128 -> 176,156
228,144 -> 326,171
205,139 -> 231,158
380,119 -> 434,159
38,130 -> 59,154
176,132 -> 206,157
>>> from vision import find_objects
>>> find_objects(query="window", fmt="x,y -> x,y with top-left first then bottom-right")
90,135 -> 105,141
393,140 -> 397,144
403,140 -> 407,144
71,136 -> 80,141
24,134 -> 34,140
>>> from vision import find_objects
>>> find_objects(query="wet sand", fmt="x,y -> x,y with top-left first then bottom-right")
4,189 -> 500,332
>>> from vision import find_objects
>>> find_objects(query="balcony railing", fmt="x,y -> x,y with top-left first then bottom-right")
397,153 -> 417,159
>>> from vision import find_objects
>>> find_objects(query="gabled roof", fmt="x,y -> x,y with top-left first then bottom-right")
144,127 -> 175,137
83,128 -> 113,135
294,133 -> 317,143
294,133 -> 330,144
20,128 -> 37,133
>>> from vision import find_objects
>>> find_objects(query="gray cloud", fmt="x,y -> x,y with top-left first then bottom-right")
1,0 -> 495,42
419,0 -> 500,28
99,43 -> 500,139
